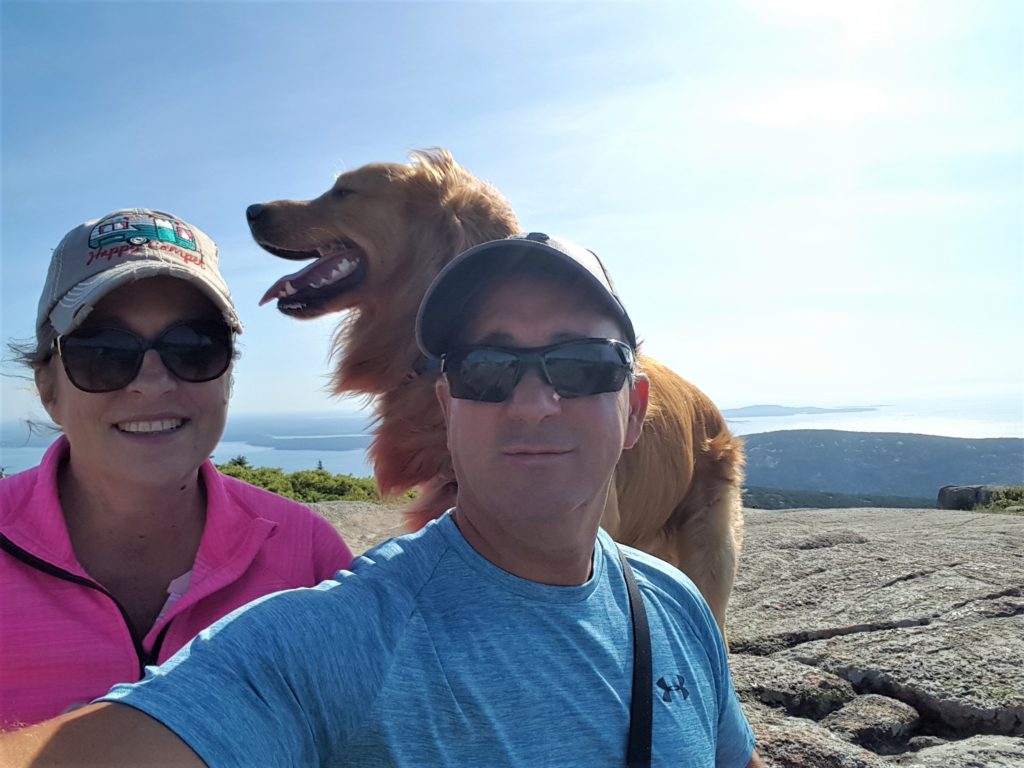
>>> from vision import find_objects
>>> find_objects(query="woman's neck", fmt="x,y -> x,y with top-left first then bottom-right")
60,457 -> 202,529
56,457 -> 208,637
57,457 -> 207,569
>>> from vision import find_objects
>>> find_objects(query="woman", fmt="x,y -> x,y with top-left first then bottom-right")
0,208 -> 353,729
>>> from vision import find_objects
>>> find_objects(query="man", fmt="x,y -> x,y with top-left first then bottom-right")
2,232 -> 763,767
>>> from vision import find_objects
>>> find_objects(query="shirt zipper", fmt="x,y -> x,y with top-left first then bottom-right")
0,533 -> 170,675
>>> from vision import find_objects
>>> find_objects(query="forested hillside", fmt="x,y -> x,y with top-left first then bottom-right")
743,430 -> 1024,498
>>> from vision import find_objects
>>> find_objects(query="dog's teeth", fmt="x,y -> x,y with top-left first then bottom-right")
268,250 -> 359,301
304,260 -> 358,290
330,259 -> 355,280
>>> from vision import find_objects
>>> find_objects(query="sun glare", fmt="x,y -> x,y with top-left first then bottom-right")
734,82 -> 888,126
746,0 -> 922,53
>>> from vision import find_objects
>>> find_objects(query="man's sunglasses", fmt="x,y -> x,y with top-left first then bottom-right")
55,319 -> 233,393
441,338 -> 635,403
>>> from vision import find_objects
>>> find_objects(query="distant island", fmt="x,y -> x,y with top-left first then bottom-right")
243,434 -> 373,452
722,404 -> 878,418
219,413 -> 373,452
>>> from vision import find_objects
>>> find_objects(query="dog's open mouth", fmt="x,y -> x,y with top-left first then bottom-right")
257,240 -> 367,317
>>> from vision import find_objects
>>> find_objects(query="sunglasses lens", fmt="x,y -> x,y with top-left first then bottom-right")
59,320 -> 232,393
444,340 -> 632,403
447,348 -> 520,403
159,321 -> 232,383
544,342 -> 630,397
60,328 -> 143,392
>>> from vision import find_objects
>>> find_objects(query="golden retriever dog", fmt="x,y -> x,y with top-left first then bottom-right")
246,149 -> 745,631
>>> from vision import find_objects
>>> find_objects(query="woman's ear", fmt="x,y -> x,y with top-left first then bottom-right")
34,361 -> 61,425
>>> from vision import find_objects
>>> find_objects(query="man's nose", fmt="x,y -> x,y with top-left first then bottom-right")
505,364 -> 561,420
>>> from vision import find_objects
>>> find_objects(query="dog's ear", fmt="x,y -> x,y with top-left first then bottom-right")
447,180 -> 520,255
408,148 -> 520,258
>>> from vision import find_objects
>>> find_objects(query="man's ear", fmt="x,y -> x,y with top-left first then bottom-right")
35,362 -> 61,425
435,375 -> 453,427
623,373 -> 650,450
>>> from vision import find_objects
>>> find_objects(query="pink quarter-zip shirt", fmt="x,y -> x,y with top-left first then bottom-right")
0,437 -> 353,729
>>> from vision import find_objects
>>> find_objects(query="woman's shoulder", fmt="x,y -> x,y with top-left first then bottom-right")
0,463 -> 48,526
207,466 -> 334,532
208,466 -> 309,512
208,465 -> 351,571
0,439 -> 66,523
223,474 -> 301,502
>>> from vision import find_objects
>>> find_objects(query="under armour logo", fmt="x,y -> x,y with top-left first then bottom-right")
657,675 -> 690,702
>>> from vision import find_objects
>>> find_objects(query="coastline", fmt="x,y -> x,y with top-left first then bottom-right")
3,396 -> 1022,478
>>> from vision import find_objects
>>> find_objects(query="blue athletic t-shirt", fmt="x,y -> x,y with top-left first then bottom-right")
103,514 -> 755,767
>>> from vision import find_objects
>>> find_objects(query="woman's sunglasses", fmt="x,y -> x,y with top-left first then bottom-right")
55,319 -> 234,393
441,338 -> 635,403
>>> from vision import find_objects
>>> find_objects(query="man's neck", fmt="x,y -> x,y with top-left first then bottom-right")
450,503 -> 604,586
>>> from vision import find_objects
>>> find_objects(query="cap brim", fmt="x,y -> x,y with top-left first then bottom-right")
416,238 -> 634,358
47,260 -> 243,336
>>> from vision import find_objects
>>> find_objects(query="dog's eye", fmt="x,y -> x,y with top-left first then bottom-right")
332,186 -> 353,198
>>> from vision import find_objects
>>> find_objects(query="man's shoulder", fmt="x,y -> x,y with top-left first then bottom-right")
602,533 -> 698,589
608,537 -> 711,617
342,516 -> 456,595
200,524 -> 453,656
607,539 -> 727,669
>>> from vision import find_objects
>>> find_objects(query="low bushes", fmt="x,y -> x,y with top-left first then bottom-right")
216,456 -> 379,503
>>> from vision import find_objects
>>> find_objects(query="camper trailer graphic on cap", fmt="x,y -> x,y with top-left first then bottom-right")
89,212 -> 198,251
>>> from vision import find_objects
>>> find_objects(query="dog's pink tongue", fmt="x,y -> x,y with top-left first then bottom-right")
260,270 -> 307,306
260,252 -> 359,305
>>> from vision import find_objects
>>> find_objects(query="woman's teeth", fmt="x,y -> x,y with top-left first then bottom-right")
116,418 -> 185,434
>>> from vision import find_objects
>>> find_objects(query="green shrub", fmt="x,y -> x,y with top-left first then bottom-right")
215,460 -> 380,503
288,468 -> 379,503
217,463 -> 297,498
974,486 -> 1024,516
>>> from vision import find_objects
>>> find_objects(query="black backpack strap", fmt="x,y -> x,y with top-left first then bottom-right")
618,545 -> 652,767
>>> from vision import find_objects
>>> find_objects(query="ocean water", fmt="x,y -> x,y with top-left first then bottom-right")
210,441 -> 373,477
725,397 -> 1024,440
2,395 -> 1021,478
0,412 -> 377,478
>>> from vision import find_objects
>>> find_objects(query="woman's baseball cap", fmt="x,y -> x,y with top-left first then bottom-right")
36,208 -> 243,350
416,232 -> 636,359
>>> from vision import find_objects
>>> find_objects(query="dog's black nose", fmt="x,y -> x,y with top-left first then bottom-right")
246,203 -> 264,224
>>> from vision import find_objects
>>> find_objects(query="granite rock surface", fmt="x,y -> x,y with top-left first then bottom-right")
729,508 -> 1024,767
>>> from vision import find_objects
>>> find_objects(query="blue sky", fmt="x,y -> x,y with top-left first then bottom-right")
2,1 -> 1022,429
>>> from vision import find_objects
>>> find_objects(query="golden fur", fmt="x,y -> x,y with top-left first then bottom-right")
247,149 -> 745,630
